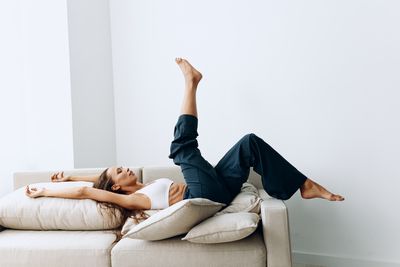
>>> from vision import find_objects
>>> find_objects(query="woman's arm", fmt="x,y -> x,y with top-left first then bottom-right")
82,187 -> 148,210
51,171 -> 99,183
25,185 -> 146,210
26,185 -> 86,199
67,175 -> 99,183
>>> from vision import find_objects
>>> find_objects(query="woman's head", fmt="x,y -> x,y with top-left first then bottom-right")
94,166 -> 138,194
93,166 -> 148,242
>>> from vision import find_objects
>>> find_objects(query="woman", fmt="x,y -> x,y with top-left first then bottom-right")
26,58 -> 344,212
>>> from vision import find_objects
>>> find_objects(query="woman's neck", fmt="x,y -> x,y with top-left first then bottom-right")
122,182 -> 145,195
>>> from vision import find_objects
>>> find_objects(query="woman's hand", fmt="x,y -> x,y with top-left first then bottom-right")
51,171 -> 69,182
25,185 -> 46,198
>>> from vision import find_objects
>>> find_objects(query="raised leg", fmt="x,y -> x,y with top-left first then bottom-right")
176,57 -> 202,117
171,58 -> 344,203
215,134 -> 345,201
169,58 -> 233,205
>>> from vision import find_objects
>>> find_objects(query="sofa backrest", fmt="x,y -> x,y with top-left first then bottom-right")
13,166 -> 264,190
142,166 -> 184,184
142,166 -> 264,189
13,167 -> 143,190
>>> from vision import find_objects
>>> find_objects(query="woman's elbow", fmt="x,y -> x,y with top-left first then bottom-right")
78,186 -> 90,199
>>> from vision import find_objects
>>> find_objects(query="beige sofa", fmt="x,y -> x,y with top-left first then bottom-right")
0,166 -> 293,267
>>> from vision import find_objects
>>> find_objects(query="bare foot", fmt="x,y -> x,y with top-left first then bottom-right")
300,178 -> 345,201
175,58 -> 203,86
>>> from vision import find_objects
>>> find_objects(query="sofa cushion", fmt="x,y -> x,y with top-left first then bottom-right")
216,182 -> 261,215
182,212 -> 260,243
0,182 -> 123,230
0,229 -> 116,267
112,230 -> 266,267
122,198 -> 225,240
121,210 -> 159,235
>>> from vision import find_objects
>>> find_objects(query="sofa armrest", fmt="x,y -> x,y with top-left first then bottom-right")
258,189 -> 292,267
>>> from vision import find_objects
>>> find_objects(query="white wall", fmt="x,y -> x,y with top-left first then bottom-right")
0,0 -> 74,197
67,0 -> 116,168
0,1 -> 25,198
1,0 -> 117,199
109,0 -> 400,266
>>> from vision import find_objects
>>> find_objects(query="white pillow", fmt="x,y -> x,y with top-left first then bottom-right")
0,182 -> 123,230
121,210 -> 159,235
123,198 -> 225,241
182,212 -> 260,243
215,182 -> 261,215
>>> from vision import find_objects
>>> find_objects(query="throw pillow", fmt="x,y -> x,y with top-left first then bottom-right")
0,182 -> 123,230
121,210 -> 159,235
215,182 -> 261,215
122,198 -> 225,241
182,212 -> 260,243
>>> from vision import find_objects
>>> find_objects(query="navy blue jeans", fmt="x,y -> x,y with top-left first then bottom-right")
168,114 -> 308,205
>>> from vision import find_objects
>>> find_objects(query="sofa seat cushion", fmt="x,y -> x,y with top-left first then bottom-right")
112,229 -> 266,267
0,229 -> 116,267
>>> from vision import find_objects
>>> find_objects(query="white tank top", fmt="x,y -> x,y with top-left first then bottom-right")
135,178 -> 174,209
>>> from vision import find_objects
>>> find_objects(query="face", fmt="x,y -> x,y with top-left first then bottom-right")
107,166 -> 138,187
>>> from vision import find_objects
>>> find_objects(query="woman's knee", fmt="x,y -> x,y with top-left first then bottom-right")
238,133 -> 268,150
241,133 -> 259,143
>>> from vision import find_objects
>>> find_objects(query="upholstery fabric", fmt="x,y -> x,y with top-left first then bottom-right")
182,212 -> 260,243
0,229 -> 116,267
13,167 -> 143,190
122,198 -> 224,240
120,210 -> 159,235
142,166 -> 264,189
259,188 -> 292,267
215,182 -> 261,215
0,182 -> 122,230
142,165 -> 185,184
5,167 -> 292,267
112,230 -> 266,267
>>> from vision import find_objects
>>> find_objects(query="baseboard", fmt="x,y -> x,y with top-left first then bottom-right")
292,251 -> 400,267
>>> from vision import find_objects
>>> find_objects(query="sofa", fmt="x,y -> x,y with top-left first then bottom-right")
0,166 -> 293,267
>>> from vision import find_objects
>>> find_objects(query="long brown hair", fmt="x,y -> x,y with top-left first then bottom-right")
93,168 -> 149,241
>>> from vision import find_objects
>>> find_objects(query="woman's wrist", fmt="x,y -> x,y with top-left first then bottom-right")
42,188 -> 49,197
